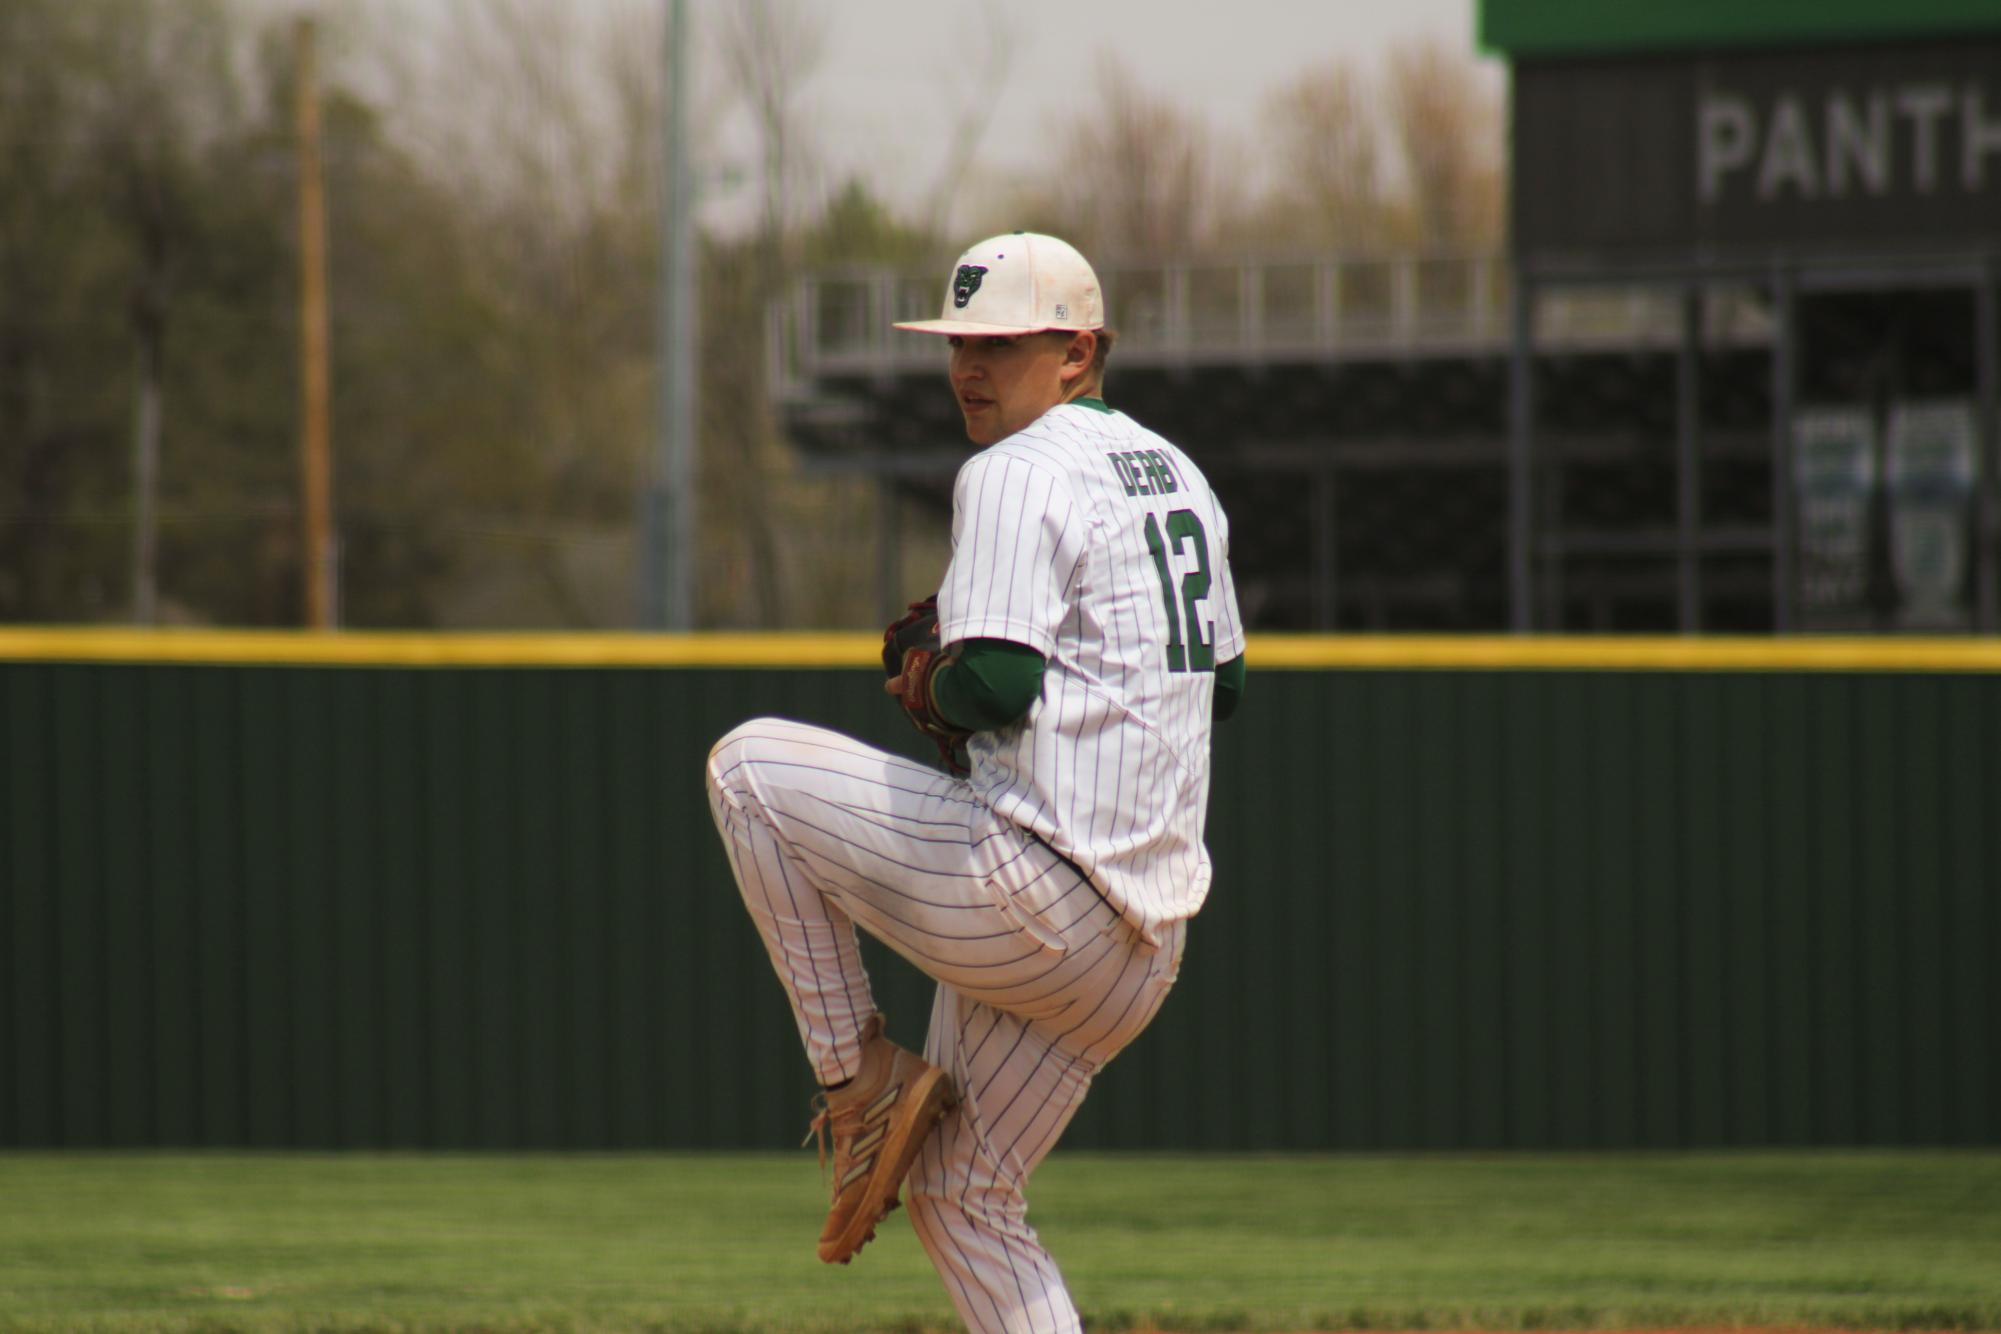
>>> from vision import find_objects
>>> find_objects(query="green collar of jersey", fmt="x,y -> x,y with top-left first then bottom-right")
1071,396 -> 1113,414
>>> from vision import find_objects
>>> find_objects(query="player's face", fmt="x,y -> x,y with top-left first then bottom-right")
946,332 -> 1090,446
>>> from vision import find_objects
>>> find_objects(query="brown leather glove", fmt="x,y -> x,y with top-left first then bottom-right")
881,595 -> 971,774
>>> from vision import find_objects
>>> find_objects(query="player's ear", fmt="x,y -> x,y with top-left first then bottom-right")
1058,331 -> 1095,382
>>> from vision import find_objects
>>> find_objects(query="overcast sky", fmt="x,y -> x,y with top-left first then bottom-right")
700,0 -> 1499,231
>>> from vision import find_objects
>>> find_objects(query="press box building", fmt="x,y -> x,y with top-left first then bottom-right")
1491,0 -> 2001,634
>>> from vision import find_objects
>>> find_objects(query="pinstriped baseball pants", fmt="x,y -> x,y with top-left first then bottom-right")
706,717 -> 1185,1334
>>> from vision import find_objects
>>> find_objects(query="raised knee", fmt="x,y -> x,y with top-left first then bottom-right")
706,719 -> 774,796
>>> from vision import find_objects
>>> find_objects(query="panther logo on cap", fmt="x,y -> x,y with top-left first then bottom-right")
952,265 -> 988,309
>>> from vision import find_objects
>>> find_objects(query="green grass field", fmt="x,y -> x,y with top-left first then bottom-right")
2,1151 -> 1997,1333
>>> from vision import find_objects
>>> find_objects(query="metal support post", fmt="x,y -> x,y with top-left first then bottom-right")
1315,261 -> 1342,349
1676,284 -> 1704,632
873,272 -> 897,360
1393,257 -> 1418,344
1311,461 -> 1338,629
1471,255 -> 1495,340
1976,262 -> 1999,631
1770,265 -> 1797,633
1508,271 -> 1537,631
1166,265 -> 1191,359
131,343 -> 160,626
1240,264 -> 1263,357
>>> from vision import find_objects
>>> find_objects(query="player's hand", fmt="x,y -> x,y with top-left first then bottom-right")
882,593 -> 971,774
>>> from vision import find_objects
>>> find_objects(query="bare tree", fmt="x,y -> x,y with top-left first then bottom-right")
1383,37 -> 1504,250
917,7 -> 1015,245
1039,55 -> 1219,259
716,0 -> 828,257
1258,56 -> 1393,249
702,0 -> 834,627
80,0 -> 244,623
348,0 -> 662,229
315,0 -> 668,627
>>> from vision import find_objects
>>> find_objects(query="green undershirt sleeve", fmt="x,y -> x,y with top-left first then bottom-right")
1214,653 -> 1246,721
930,638 -> 1046,732
932,642 -> 1245,730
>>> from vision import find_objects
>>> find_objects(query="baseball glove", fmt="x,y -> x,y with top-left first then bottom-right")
882,595 -> 971,774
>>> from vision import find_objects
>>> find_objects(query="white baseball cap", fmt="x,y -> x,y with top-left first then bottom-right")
893,231 -> 1105,337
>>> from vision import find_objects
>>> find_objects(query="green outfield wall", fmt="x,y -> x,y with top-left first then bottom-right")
3,630 -> 1998,1150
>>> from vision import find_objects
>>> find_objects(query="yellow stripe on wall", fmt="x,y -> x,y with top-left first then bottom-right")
1246,634 -> 2001,673
2,627 -> 2000,672
0,628 -> 883,668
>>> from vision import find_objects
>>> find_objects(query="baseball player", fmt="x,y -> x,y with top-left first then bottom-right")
705,231 -> 1245,1333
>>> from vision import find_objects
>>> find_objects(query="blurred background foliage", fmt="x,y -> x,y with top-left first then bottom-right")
0,0 -> 1499,629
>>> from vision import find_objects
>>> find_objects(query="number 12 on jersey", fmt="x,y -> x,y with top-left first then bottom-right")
1142,509 -> 1215,673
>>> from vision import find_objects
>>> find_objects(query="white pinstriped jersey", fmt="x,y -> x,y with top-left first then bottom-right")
937,399 -> 1245,945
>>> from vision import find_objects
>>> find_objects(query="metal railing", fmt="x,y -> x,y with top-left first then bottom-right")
769,254 -> 1777,388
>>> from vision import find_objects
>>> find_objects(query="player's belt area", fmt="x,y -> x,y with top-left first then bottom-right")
1022,830 -> 1126,938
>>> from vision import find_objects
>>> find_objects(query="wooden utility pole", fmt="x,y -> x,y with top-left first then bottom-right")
296,16 -> 335,628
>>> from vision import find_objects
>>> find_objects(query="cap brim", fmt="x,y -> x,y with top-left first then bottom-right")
892,318 -> 1051,336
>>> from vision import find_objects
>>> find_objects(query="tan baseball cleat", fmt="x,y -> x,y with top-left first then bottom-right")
803,1013 -> 957,1265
